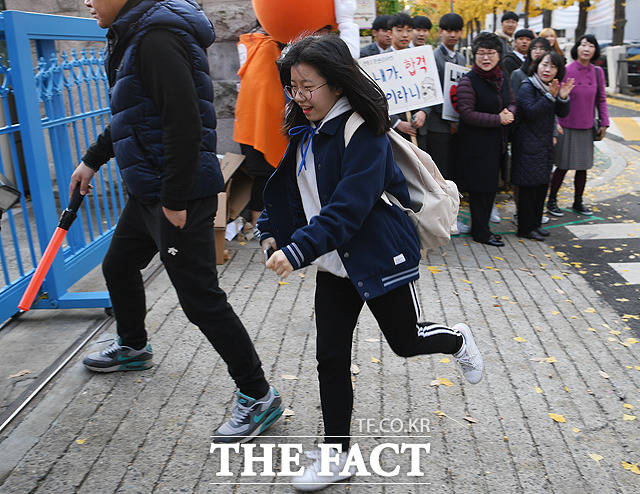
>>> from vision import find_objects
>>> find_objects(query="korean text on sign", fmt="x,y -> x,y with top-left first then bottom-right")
358,45 -> 443,115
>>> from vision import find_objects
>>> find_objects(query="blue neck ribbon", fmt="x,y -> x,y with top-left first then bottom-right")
289,125 -> 316,176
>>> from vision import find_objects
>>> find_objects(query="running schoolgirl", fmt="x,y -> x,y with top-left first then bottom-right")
257,35 -> 483,491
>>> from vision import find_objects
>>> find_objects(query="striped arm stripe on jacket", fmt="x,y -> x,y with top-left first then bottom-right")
381,266 -> 420,288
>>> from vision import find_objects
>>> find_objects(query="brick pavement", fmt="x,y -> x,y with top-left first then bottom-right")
1,225 -> 639,493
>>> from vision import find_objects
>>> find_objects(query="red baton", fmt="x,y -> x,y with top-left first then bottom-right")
18,187 -> 85,311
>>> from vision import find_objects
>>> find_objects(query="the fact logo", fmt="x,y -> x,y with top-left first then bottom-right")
209,442 -> 431,478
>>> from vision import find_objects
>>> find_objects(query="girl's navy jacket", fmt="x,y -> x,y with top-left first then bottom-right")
258,111 -> 421,301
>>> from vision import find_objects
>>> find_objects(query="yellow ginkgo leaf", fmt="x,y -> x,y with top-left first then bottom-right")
75,438 -> 88,445
573,427 -> 581,433
371,356 -> 381,364
513,336 -> 526,342
427,266 -> 442,274
546,356 -> 557,364
552,310 -> 560,315
549,413 -> 566,423
535,386 -> 543,394
623,414 -> 637,421
588,327 -> 597,332
616,298 -> 630,302
621,461 -> 640,475
551,275 -> 563,280
589,453 -> 604,462
624,404 -> 634,410
585,307 -> 596,313
610,330 -> 622,335
277,281 -> 290,285
494,256 -> 503,261
626,338 -> 639,345
434,410 -> 445,417
461,279 -> 472,284
437,377 -> 454,387
564,386 -> 570,392
440,357 -> 450,363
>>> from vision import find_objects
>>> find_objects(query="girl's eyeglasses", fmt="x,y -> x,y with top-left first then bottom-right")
285,83 -> 327,100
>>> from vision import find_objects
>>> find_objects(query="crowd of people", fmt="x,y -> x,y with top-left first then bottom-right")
235,10 -> 609,249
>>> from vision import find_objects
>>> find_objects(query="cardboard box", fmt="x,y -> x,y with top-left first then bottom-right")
213,153 -> 253,264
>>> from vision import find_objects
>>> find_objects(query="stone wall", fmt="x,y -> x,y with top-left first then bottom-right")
4,0 -> 257,153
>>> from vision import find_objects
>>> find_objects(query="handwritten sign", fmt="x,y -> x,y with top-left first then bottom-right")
358,45 -> 443,115
354,0 -> 377,29
442,62 -> 470,122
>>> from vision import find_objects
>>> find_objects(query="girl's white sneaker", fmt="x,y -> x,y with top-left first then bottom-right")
293,448 -> 355,491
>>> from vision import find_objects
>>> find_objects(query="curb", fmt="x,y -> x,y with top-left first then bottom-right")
590,139 -> 628,187
606,91 -> 640,104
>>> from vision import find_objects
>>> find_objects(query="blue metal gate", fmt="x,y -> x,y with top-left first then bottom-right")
0,11 -> 121,323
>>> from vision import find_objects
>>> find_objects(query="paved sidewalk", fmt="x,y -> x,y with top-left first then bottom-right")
1,224 -> 639,492
1,136 -> 639,493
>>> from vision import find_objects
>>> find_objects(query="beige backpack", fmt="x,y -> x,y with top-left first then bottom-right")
344,112 -> 460,252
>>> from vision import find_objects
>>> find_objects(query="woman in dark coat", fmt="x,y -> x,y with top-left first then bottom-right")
512,52 -> 574,240
457,33 -> 515,247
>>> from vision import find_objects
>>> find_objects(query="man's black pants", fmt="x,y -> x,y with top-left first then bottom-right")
102,195 -> 269,399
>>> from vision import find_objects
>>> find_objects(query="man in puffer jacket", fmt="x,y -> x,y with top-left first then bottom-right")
71,0 -> 282,443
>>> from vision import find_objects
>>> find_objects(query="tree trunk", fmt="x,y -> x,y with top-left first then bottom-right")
575,1 -> 590,40
524,0 -> 530,28
612,0 -> 627,46
492,8 -> 497,33
542,9 -> 552,29
475,18 -> 481,35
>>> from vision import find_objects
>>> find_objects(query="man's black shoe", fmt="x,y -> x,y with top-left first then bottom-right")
518,230 -> 545,241
536,228 -> 550,237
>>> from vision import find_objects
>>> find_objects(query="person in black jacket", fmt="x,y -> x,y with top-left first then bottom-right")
503,29 -> 534,75
359,14 -> 392,57
71,0 -> 282,444
512,52 -> 574,240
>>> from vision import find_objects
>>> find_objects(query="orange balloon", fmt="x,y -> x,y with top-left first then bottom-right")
252,0 -> 336,43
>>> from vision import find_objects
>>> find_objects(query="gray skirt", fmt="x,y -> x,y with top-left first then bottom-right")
556,128 -> 594,170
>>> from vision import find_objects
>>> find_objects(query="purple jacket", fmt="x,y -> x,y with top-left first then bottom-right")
558,61 -> 609,129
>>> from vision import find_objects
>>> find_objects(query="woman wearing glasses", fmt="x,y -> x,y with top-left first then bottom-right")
456,32 -> 515,247
257,35 -> 483,491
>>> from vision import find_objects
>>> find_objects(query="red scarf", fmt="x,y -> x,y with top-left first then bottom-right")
472,63 -> 503,89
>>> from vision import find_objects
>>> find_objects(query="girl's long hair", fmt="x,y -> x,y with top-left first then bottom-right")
538,28 -> 563,56
278,35 -> 390,136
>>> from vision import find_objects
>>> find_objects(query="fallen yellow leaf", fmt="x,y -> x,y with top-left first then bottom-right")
624,404 -> 634,410
535,386 -> 543,394
461,279 -> 472,284
371,356 -> 381,364
434,410 -> 445,417
277,281 -> 290,285
75,438 -> 88,445
437,377 -> 454,387
610,330 -> 622,335
494,256 -> 503,261
621,461 -> 640,475
283,408 -> 295,417
440,357 -> 450,363
513,336 -> 526,342
551,275 -> 563,280
626,338 -> 639,345
589,453 -> 604,462
584,307 -> 596,313
573,427 -> 581,433
427,266 -> 442,274
549,413 -> 566,423
564,386 -> 570,393
623,414 -> 636,421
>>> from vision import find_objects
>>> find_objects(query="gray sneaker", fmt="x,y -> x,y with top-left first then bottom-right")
83,339 -> 153,373
213,386 -> 283,443
453,323 -> 483,384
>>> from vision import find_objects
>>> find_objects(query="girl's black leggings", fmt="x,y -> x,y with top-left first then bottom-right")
314,271 -> 463,451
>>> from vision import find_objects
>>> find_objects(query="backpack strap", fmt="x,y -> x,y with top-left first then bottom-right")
344,112 -> 365,147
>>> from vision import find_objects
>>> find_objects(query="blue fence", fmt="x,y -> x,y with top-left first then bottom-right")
0,11 -> 120,323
